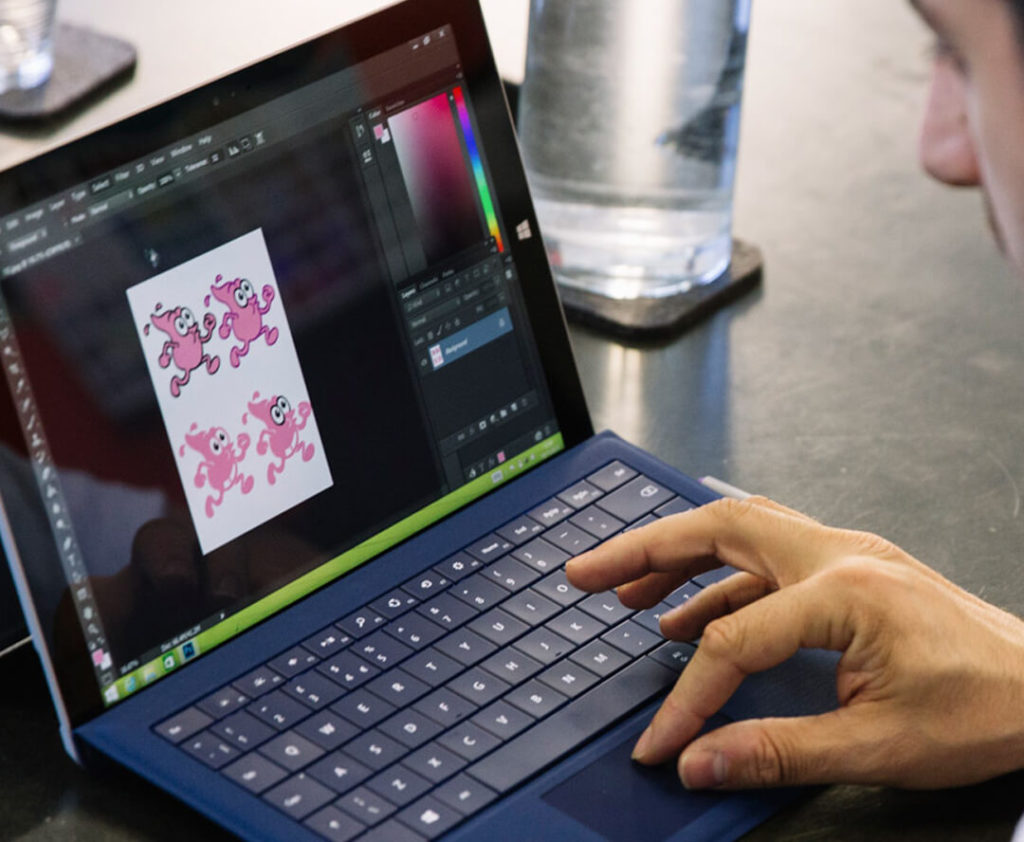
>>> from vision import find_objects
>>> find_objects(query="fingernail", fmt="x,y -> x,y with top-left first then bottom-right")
680,750 -> 727,789
631,726 -> 653,761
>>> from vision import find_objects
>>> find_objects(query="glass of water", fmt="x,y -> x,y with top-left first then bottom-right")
0,0 -> 57,94
518,0 -> 751,299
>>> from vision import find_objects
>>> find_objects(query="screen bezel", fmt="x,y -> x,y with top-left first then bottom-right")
0,0 -> 593,728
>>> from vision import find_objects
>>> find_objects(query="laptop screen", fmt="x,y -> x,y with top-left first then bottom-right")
0,0 -> 590,723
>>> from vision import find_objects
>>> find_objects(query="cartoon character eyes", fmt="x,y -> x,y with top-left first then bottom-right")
234,279 -> 255,307
270,396 -> 290,426
174,308 -> 197,336
209,429 -> 229,454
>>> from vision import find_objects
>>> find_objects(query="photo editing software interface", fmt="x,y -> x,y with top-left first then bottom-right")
0,25 -> 563,707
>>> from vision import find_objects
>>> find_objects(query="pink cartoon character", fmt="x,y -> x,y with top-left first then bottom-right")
208,274 -> 279,367
180,423 -> 254,518
245,392 -> 314,485
150,305 -> 220,397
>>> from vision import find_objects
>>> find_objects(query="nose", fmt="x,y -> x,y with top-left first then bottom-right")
919,58 -> 981,186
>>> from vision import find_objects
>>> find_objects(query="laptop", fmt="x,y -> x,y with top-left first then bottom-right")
0,1 -> 837,839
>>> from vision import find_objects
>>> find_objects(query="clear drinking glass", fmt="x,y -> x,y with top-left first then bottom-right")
518,0 -> 751,299
0,0 -> 57,94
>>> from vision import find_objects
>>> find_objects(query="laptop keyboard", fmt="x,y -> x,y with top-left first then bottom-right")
154,460 -> 704,841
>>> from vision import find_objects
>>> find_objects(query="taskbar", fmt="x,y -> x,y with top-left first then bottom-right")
100,431 -> 565,706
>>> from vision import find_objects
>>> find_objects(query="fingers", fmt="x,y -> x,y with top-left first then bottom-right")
658,571 -> 775,641
615,569 -> 701,610
633,580 -> 854,766
566,497 -> 834,595
676,710 -> 890,789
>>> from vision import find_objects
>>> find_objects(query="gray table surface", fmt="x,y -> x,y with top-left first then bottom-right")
2,0 -> 1024,839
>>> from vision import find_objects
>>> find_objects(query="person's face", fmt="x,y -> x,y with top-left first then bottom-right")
912,0 -> 1024,275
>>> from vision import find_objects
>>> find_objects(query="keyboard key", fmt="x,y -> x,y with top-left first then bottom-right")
385,613 -> 446,650
295,710 -> 359,751
596,475 -> 674,523
504,680 -> 567,719
479,648 -> 542,686
403,743 -> 467,783
267,646 -> 319,678
360,819 -> 426,842
472,700 -> 534,741
338,786 -> 397,826
283,671 -> 344,710
259,731 -> 325,772
232,665 -> 284,699
196,686 -> 249,719
448,667 -> 509,706
546,608 -> 606,645
263,773 -> 334,820
416,592 -> 478,629
558,480 -> 604,509
532,568 -> 587,607
467,657 -> 676,794
649,640 -> 697,672
451,574 -> 507,610
402,570 -> 451,600
544,522 -> 599,556
318,650 -> 379,690
414,688 -> 477,728
247,690 -> 310,730
301,626 -> 352,658
367,766 -> 433,807
569,639 -> 630,677
397,796 -> 462,839
512,537 -> 569,574
586,460 -> 637,492
438,722 -> 499,761
482,556 -> 540,592
365,669 -> 430,708
305,805 -> 365,842
433,551 -> 481,582
602,620 -> 663,656
355,631 -> 413,670
338,607 -> 387,639
370,589 -> 420,619
468,608 -> 528,646
578,592 -> 635,625
514,627 -> 574,664
664,581 -> 701,607
496,514 -> 544,546
655,496 -> 695,517
536,660 -> 600,699
624,514 -> 658,532
344,730 -> 407,771
379,709 -> 444,749
528,497 -> 575,528
400,648 -> 463,687
306,750 -> 373,793
223,752 -> 288,794
434,628 -> 496,666
634,602 -> 674,634
500,589 -> 560,625
465,533 -> 514,563
154,706 -> 211,743
434,773 -> 497,816
213,710 -> 275,750
570,506 -> 624,541
332,688 -> 395,729
182,730 -> 238,769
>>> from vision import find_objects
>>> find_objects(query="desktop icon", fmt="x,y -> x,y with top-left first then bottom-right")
163,653 -> 177,672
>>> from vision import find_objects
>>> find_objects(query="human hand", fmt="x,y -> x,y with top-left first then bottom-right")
565,496 -> 1024,790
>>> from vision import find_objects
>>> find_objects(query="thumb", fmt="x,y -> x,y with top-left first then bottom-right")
677,710 -> 886,790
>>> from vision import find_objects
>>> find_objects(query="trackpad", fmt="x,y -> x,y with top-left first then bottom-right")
542,716 -> 732,842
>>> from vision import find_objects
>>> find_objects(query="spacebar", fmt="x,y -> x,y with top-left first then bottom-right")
467,656 -> 677,793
